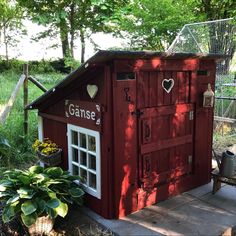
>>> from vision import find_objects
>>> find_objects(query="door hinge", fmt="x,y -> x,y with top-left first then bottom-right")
189,111 -> 194,120
131,109 -> 144,118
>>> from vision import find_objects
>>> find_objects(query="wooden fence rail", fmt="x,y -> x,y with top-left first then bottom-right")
28,76 -> 47,92
0,74 -> 26,124
0,64 -> 48,136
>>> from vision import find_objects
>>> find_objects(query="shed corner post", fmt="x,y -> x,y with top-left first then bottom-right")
38,115 -> 45,167
23,63 -> 29,137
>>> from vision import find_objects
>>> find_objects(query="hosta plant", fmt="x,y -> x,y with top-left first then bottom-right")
0,165 -> 84,228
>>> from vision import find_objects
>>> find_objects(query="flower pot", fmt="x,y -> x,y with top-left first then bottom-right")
37,149 -> 62,166
28,215 -> 54,235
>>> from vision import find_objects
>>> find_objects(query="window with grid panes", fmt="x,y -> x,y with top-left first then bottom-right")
67,124 -> 101,199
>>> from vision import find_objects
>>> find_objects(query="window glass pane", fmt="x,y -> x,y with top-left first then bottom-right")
89,173 -> 97,189
72,165 -> 79,175
80,151 -> 87,166
80,168 -> 87,183
88,154 -> 96,171
72,148 -> 78,163
88,135 -> 96,152
71,131 -> 78,145
79,133 -> 87,148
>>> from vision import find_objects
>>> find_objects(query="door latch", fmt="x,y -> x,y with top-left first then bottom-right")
124,87 -> 131,102
131,109 -> 144,118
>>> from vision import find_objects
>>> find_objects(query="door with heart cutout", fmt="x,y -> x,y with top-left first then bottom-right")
137,70 -> 195,200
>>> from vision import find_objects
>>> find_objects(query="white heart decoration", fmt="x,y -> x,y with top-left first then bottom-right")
87,84 -> 98,99
162,78 -> 174,93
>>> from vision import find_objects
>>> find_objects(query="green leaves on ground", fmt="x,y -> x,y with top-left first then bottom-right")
21,212 -> 37,227
29,165 -> 44,174
44,167 -> 63,178
55,201 -> 68,218
21,200 -> 37,215
0,165 -> 84,227
2,204 -> 16,223
69,187 -> 84,198
46,199 -> 60,209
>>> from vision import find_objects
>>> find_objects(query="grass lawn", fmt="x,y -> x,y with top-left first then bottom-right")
0,70 -> 65,169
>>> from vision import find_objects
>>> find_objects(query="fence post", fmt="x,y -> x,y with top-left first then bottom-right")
23,64 -> 28,136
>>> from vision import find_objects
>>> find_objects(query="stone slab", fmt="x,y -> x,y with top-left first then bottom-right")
134,198 -> 236,236
200,184 -> 236,214
82,207 -> 163,236
83,184 -> 236,236
184,182 -> 213,198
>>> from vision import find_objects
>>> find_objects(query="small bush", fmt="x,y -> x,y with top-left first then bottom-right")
0,58 -> 80,74
28,60 -> 55,74
0,58 -> 25,73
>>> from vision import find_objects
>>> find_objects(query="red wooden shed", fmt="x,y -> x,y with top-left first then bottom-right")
27,50 -> 224,219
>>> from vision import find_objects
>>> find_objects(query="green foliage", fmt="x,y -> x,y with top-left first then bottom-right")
0,166 -> 84,227
16,0 -> 128,61
28,60 -> 55,74
193,0 -> 236,20
0,71 -> 64,169
64,56 -> 80,71
0,59 -> 71,74
0,0 -> 25,60
0,58 -> 25,73
0,134 -> 11,166
113,0 -> 197,50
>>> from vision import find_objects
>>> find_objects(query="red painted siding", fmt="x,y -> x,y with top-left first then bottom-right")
38,56 -> 217,219
43,118 -> 68,169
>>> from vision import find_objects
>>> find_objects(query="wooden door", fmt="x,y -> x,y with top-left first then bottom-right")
137,71 -> 195,194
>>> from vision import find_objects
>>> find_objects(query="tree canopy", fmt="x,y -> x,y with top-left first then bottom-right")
16,0 -> 128,62
113,0 -> 197,51
0,0 -> 235,62
0,0 -> 24,61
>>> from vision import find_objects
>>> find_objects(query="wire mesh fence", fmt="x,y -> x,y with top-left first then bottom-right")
167,18 -> 236,135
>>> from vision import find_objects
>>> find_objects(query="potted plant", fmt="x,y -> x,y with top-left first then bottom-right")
0,165 -> 84,235
32,138 -> 62,166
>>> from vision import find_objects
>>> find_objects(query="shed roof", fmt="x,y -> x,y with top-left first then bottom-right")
27,50 -> 226,110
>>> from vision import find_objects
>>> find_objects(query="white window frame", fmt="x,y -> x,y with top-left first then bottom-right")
67,124 -> 101,199
38,116 -> 44,141
38,116 -> 45,167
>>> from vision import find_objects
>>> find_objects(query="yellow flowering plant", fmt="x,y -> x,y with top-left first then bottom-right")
32,138 -> 59,155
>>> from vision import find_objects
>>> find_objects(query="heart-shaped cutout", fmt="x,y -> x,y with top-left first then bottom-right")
162,78 -> 174,93
87,84 -> 98,99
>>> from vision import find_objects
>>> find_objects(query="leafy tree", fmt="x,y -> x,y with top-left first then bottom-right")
113,0 -> 197,51
193,0 -> 236,73
0,0 -> 24,61
17,0 -> 128,62
113,0 -> 235,62
196,0 -> 236,21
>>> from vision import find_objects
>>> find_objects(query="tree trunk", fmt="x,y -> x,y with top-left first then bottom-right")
3,25 -> 8,62
59,20 -> 70,59
80,29 -> 85,63
69,2 -> 75,59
